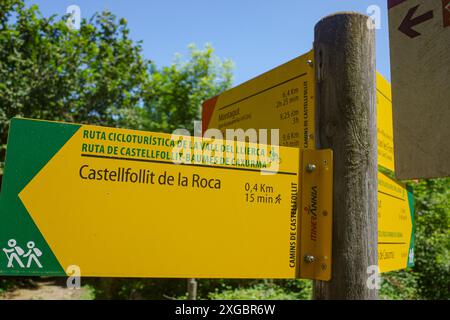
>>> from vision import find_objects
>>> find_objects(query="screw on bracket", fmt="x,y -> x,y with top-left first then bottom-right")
306,163 -> 316,173
304,254 -> 315,264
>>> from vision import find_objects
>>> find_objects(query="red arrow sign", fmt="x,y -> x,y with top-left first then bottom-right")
399,5 -> 434,38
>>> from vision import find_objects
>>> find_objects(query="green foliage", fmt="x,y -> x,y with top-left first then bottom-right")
0,5 -> 151,123
0,1 -> 148,174
88,278 -> 312,300
198,279 -> 311,300
380,270 -> 418,300
0,1 -> 233,176
207,281 -> 311,300
379,178 -> 450,300
410,178 -> 450,299
86,278 -> 188,300
142,43 -> 233,133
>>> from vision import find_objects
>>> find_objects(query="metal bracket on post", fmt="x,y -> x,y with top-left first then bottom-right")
298,149 -> 333,281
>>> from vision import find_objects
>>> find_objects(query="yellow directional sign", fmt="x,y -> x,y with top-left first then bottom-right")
378,172 -> 414,272
376,73 -> 415,272
377,73 -> 395,173
202,50 -> 315,149
1,118 -> 330,279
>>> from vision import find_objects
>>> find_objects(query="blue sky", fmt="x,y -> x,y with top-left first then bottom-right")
25,0 -> 391,85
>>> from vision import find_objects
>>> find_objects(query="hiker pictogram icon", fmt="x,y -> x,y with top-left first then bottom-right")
2,239 -> 43,268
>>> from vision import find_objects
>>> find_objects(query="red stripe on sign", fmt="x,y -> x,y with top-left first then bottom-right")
388,0 -> 408,9
444,0 -> 450,27
201,96 -> 218,135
